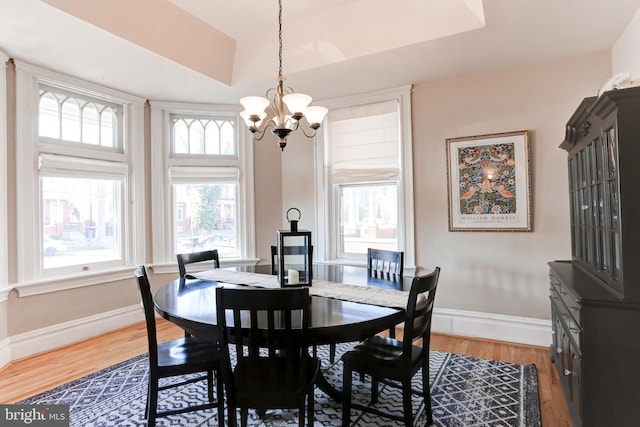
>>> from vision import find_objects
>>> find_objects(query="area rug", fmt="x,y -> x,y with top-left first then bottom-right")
19,343 -> 541,426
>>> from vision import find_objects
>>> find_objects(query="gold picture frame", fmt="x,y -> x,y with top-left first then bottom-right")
446,130 -> 532,231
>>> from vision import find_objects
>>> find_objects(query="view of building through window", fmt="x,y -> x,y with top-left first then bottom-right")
173,183 -> 237,256
339,183 -> 398,254
170,114 -> 239,259
42,177 -> 122,269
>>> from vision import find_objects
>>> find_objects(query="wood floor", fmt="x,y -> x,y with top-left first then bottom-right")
0,320 -> 571,426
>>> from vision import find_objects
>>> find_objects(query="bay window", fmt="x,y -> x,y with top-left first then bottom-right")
150,103 -> 254,266
15,62 -> 144,285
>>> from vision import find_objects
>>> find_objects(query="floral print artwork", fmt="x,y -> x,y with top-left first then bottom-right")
457,142 -> 517,215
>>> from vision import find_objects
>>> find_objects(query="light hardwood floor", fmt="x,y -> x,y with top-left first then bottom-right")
0,320 -> 571,426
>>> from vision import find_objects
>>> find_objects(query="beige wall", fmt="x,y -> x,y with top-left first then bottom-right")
253,135 -> 284,264
6,279 -> 140,335
414,52 -> 611,319
253,130 -> 317,263
613,7 -> 640,79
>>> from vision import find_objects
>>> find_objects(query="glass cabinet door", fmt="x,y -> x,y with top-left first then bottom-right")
603,126 -> 621,290
569,124 -> 622,295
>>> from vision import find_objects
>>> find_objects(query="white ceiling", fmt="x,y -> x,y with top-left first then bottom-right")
0,0 -> 639,105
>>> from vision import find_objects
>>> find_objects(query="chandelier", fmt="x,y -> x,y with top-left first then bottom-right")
239,0 -> 328,151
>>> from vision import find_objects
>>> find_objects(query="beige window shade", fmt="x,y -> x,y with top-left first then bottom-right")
328,100 -> 400,184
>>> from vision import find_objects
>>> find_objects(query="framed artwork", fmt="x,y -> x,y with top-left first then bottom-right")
446,130 -> 532,231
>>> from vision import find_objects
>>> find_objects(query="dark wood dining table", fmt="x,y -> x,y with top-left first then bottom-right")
154,264 -> 406,342
153,264 -> 407,401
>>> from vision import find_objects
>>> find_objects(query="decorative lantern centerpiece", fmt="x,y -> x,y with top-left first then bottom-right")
277,208 -> 312,287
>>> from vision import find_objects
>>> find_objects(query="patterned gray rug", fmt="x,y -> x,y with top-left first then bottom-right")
19,343 -> 541,426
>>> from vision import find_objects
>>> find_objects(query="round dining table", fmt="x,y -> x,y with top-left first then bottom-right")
153,268 -> 404,344
152,264 -> 406,401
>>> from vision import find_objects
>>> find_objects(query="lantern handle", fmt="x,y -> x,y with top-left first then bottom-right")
286,207 -> 301,222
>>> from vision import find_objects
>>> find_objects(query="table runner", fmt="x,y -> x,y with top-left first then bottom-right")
193,269 -> 409,309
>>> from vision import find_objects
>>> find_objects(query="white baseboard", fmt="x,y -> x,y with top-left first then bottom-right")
432,307 -> 552,347
0,337 -> 10,368
8,305 -> 143,362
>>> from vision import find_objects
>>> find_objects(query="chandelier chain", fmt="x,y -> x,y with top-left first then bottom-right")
278,0 -> 283,78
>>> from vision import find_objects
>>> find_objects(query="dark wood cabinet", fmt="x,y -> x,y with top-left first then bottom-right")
550,86 -> 640,426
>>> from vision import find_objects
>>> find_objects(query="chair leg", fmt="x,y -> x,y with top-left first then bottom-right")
388,326 -> 395,339
240,407 -> 249,427
371,376 -> 379,404
216,372 -> 225,427
422,361 -> 433,426
329,343 -> 336,363
207,369 -> 214,402
342,367 -> 352,427
298,399 -> 305,427
144,382 -> 150,419
403,378 -> 413,427
227,406 -> 237,427
147,374 -> 159,426
306,390 -> 314,427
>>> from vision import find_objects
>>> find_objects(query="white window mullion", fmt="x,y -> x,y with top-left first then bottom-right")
150,104 -> 172,264
398,88 -> 416,273
0,51 -> 9,295
15,63 -> 41,282
124,100 -> 145,267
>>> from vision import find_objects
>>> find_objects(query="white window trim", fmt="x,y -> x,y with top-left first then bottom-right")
149,101 -> 256,271
314,85 -> 416,274
0,52 -> 9,302
13,60 -> 145,294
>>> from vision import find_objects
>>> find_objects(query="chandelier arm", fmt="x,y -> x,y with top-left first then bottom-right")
252,130 -> 267,141
266,85 -> 287,128
251,120 -> 276,141
297,124 -> 318,139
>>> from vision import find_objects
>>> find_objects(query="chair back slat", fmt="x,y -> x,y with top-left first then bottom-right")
367,248 -> 404,283
402,267 -> 440,360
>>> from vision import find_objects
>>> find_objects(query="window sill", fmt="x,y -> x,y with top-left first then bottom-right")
0,286 -> 12,302
315,259 -> 367,268
13,267 -> 138,297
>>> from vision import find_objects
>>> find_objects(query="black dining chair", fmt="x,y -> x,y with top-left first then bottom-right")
177,249 -> 220,279
177,249 -> 221,338
341,267 -> 440,427
216,286 -> 320,427
134,265 -> 225,426
368,247 -> 404,284
368,248 -> 404,338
